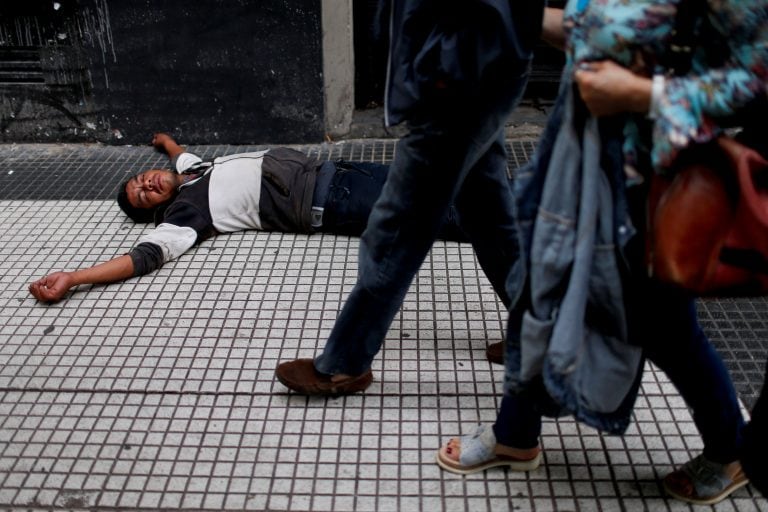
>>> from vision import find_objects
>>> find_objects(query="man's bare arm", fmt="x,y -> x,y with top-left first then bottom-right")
29,132 -> 184,304
542,7 -> 565,50
152,132 -> 185,161
29,254 -> 135,303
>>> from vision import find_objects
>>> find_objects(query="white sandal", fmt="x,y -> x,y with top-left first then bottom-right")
436,424 -> 542,475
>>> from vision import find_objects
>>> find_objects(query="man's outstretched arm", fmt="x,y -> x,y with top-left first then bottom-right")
29,254 -> 135,302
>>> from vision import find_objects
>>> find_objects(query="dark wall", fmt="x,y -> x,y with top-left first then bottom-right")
352,1 -> 566,111
0,0 -> 325,145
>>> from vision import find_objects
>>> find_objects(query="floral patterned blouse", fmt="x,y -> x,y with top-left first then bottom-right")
563,0 -> 768,170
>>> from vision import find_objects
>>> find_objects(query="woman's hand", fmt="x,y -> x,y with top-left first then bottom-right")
29,272 -> 75,302
574,60 -> 652,117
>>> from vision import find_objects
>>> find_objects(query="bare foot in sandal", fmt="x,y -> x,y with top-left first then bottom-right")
436,424 -> 542,475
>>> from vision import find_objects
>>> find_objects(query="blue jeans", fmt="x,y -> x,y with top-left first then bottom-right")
633,287 -> 745,464
742,361 -> 767,495
495,282 -> 744,462
314,68 -> 528,376
495,180 -> 745,463
320,161 -> 467,242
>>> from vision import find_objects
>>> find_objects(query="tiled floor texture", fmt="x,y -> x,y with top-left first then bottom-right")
0,141 -> 766,511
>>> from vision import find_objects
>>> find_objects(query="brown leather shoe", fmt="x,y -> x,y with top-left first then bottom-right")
486,341 -> 504,365
275,358 -> 373,396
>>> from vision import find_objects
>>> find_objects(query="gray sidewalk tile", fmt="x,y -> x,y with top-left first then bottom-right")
0,141 -> 766,511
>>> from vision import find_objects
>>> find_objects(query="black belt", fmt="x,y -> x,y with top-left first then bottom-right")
311,160 -> 336,228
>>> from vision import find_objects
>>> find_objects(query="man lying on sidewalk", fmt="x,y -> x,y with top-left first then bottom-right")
29,133 -> 512,363
30,133 -> 516,366
28,133 -> 471,306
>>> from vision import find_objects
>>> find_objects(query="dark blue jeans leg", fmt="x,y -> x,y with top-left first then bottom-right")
494,297 -> 543,448
741,361 -> 768,495
314,71 -> 529,376
493,392 -> 543,449
492,268 -> 745,457
322,161 -> 467,242
321,161 -> 390,237
636,284 -> 744,463
453,133 -> 519,309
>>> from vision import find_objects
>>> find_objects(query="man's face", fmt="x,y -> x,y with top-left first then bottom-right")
125,169 -> 179,209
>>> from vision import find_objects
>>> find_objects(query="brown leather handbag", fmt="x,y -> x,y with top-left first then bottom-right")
647,136 -> 768,296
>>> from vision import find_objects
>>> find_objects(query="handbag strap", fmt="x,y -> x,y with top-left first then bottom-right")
665,0 -> 729,76
664,0 -> 702,75
715,135 -> 768,276
719,137 -> 768,225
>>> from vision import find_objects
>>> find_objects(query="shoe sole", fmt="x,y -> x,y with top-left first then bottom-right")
436,447 -> 542,475
486,350 -> 503,365
663,475 -> 750,505
486,343 -> 504,365
276,370 -> 373,396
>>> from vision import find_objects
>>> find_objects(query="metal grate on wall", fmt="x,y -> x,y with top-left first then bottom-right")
0,47 -> 44,84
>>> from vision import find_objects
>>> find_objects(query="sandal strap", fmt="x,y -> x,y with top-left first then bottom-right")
458,424 -> 497,466
683,455 -> 740,497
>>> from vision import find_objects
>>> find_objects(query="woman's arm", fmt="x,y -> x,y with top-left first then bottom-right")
542,7 -> 566,50
650,0 -> 768,166
573,1 -> 768,166
29,254 -> 135,302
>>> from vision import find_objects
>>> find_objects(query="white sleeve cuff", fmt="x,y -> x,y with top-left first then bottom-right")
137,223 -> 197,262
648,75 -> 665,120
173,152 -> 203,174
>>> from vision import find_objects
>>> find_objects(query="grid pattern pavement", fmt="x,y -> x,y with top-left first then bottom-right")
0,141 -> 766,511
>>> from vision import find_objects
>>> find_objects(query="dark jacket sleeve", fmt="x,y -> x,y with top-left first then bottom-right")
129,242 -> 165,277
385,0 -> 544,125
128,197 -> 216,277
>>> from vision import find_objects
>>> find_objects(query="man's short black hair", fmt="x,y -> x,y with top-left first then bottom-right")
116,177 -> 156,223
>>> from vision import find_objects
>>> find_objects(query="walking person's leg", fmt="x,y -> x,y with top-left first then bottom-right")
741,361 -> 768,496
437,300 -> 544,473
315,113 -> 516,377
632,282 -> 747,504
453,132 -> 519,310
276,65 -> 531,394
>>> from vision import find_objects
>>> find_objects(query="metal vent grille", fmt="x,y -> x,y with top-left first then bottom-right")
0,46 -> 44,84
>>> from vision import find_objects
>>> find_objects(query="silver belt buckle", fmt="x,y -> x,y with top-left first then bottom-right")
310,206 -> 324,228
